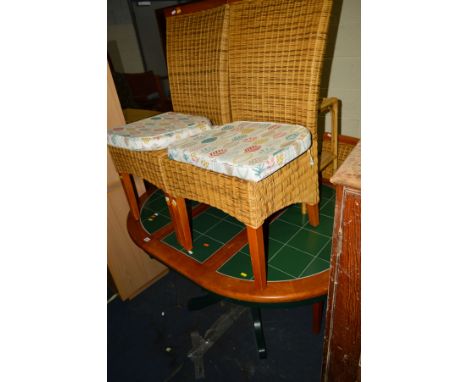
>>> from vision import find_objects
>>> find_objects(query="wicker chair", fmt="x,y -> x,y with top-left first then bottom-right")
161,0 -> 334,290
107,4 -> 231,250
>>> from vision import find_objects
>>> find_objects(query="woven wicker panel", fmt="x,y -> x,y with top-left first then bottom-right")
162,0 -> 333,228
228,0 -> 332,138
107,146 -> 167,189
161,151 -> 316,228
321,139 -> 357,179
166,5 -> 231,125
108,7 -> 230,193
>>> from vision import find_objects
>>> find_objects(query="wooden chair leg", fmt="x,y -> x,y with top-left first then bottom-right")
165,194 -> 184,248
119,173 -> 140,221
173,196 -> 192,251
246,226 -> 267,290
312,300 -> 324,334
165,194 -> 193,252
306,203 -> 320,227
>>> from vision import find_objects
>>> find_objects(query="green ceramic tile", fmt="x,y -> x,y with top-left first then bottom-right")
238,244 -> 250,255
318,197 -> 328,212
151,206 -> 170,218
188,234 -> 223,263
267,265 -> 295,281
278,206 -> 310,227
142,215 -> 171,234
140,208 -> 159,220
205,207 -> 228,219
286,203 -> 302,211
320,197 -> 336,217
191,228 -> 203,240
141,192 -> 160,211
162,231 -> 184,252
192,213 -> 222,233
317,240 -> 332,262
269,245 -> 314,278
301,257 -> 330,277
303,214 -> 334,237
223,214 -> 244,227
188,199 -> 200,208
143,190 -> 161,205
267,238 -> 284,259
320,184 -> 335,200
218,252 -> 253,280
287,229 -> 329,255
238,238 -> 283,260
268,219 -> 299,243
145,195 -> 170,216
206,220 -> 244,243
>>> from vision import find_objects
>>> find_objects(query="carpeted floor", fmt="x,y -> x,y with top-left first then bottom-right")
108,270 -> 326,382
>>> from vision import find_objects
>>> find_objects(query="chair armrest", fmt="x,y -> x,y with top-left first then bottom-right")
320,97 -> 338,113
319,97 -> 339,173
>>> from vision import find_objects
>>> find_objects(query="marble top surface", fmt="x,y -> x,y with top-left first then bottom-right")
330,141 -> 361,189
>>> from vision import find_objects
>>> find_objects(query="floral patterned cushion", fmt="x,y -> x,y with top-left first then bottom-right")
168,121 -> 311,182
107,112 -> 212,151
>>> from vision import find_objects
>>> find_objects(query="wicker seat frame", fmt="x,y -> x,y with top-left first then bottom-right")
107,5 -> 231,244
161,0 -> 334,290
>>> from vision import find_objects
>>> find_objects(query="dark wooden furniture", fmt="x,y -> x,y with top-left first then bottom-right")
114,70 -> 172,112
321,142 -> 361,382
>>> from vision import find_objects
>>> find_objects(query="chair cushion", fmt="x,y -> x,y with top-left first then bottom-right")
168,121 -> 311,182
107,112 -> 212,151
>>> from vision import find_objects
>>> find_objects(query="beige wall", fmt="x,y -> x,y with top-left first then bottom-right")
132,1 -> 178,77
107,0 -> 177,95
107,0 -> 144,73
108,25 -> 145,73
323,0 -> 361,138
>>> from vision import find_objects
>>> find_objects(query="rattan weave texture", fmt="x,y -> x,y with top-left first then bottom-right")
162,0 -> 333,228
166,5 -> 231,125
228,0 -> 329,136
108,4 -> 231,187
108,146 -> 167,189
321,139 -> 357,179
162,151 -> 315,228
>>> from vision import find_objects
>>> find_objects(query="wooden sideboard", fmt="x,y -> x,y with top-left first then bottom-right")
322,142 -> 361,381
107,65 -> 168,300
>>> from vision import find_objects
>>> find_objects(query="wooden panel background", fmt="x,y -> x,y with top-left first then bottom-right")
107,64 -> 168,300
322,185 -> 361,381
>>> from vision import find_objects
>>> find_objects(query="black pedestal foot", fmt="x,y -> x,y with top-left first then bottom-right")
251,307 -> 267,359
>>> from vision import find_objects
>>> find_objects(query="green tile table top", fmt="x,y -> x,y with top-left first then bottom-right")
140,191 -> 171,234
140,186 -> 336,280
217,185 -> 335,281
